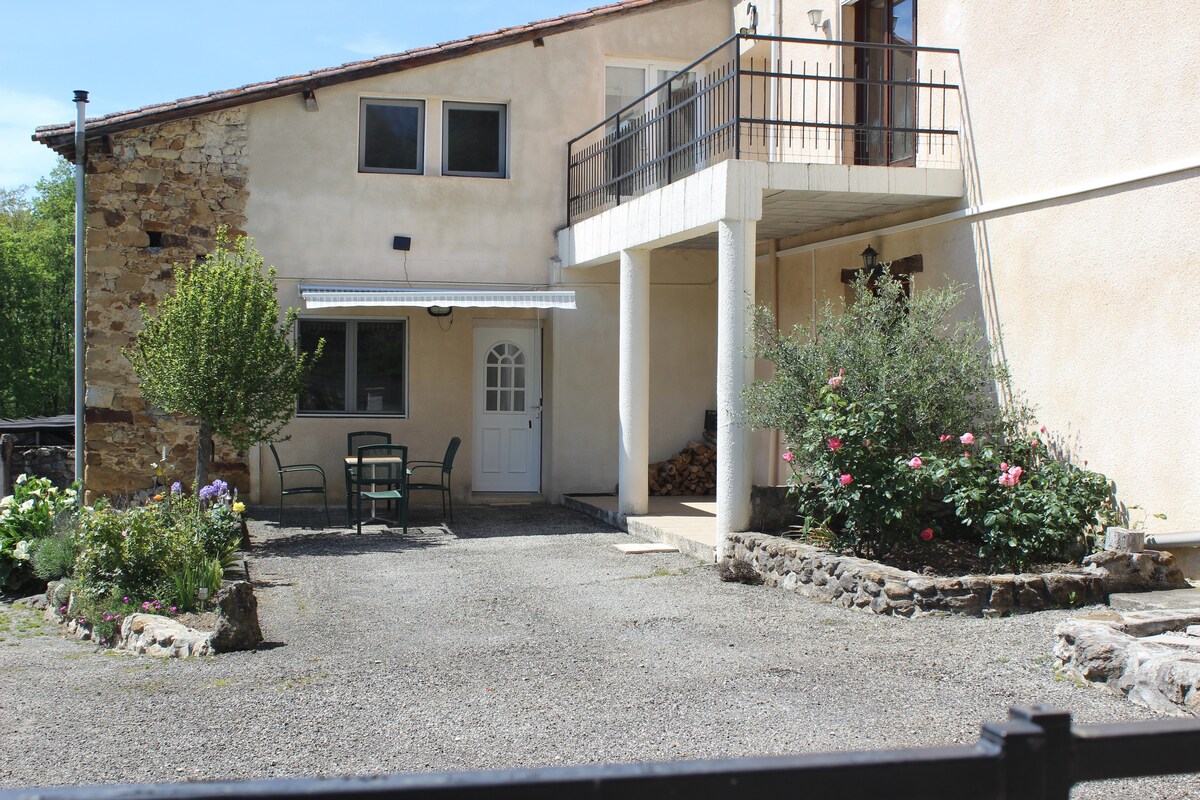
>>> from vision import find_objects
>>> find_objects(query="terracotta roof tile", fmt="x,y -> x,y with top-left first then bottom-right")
34,0 -> 692,152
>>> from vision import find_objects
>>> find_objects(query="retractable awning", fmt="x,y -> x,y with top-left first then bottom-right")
300,285 -> 576,310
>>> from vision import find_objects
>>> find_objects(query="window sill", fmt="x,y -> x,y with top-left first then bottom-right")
296,412 -> 409,419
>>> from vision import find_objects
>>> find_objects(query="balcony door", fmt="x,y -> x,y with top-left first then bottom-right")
855,0 -> 917,166
605,62 -> 698,196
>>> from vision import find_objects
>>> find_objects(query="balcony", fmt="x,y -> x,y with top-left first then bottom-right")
567,34 -> 962,226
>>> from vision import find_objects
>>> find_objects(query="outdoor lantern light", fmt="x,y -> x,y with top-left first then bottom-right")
861,245 -> 879,271
739,2 -> 758,35
808,8 -> 824,29
427,306 -> 453,318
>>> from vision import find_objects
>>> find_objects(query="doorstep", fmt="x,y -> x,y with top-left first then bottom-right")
468,492 -> 548,506
564,494 -> 717,563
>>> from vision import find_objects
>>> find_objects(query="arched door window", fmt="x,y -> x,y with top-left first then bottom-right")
484,342 -> 526,413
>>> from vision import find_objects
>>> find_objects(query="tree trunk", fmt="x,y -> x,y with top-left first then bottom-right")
195,422 -> 212,491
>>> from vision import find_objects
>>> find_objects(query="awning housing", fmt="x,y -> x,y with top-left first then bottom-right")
300,286 -> 576,310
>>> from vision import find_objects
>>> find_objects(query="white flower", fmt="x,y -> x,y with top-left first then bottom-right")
13,541 -> 31,561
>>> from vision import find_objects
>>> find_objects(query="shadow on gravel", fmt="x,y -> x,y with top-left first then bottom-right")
446,505 -> 617,539
247,504 -> 615,556
250,525 -> 451,560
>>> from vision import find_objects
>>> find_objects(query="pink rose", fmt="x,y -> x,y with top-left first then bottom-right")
838,473 -> 854,486
828,437 -> 843,451
998,465 -> 1023,487
782,452 -> 794,462
919,528 -> 934,541
1040,425 -> 1048,434
828,375 -> 844,388
907,457 -> 923,469
1032,439 -> 1039,447
939,434 -> 951,442
960,432 -> 975,445
1000,462 -> 1008,471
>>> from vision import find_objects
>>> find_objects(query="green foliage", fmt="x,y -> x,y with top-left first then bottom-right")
789,381 -> 933,559
30,533 -> 78,582
125,227 -> 320,487
758,270 -> 1113,572
0,474 -> 78,590
747,269 -> 1013,453
0,161 -> 75,417
937,437 -> 1115,571
73,493 -> 242,606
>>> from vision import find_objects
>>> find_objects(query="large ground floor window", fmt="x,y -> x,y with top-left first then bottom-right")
298,319 -> 407,416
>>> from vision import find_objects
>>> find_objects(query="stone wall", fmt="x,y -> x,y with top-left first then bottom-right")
83,109 -> 250,498
10,446 -> 75,490
726,532 -> 1109,617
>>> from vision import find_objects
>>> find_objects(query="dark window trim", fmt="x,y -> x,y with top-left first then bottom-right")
296,317 -> 410,418
441,101 -> 508,178
359,98 -> 426,175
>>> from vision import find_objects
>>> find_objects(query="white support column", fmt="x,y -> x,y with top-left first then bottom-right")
715,218 -> 756,558
618,248 -> 651,516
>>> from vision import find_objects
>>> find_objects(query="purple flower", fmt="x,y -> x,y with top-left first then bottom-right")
170,481 -> 182,494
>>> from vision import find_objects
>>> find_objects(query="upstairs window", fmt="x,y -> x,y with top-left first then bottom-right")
442,102 -> 507,178
360,99 -> 425,174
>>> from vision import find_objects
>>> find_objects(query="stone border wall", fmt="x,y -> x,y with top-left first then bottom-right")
728,532 -> 1118,617
83,109 -> 250,499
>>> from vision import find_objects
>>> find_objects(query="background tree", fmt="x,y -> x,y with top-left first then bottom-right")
126,228 -> 320,489
0,160 -> 74,417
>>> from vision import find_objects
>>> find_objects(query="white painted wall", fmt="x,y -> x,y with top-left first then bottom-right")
241,0 -> 732,506
764,1 -> 1200,531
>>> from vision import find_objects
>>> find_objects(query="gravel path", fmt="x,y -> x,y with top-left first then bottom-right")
0,504 -> 1196,798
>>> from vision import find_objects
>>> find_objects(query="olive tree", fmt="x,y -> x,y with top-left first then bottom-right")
126,228 -> 320,489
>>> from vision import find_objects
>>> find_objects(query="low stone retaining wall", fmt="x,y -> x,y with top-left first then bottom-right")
725,532 -> 1186,617
1055,609 -> 1200,715
40,577 -> 262,658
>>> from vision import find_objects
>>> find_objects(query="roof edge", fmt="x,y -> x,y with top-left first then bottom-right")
33,0 -> 700,156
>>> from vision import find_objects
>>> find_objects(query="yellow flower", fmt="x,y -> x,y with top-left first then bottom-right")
232,501 -> 246,513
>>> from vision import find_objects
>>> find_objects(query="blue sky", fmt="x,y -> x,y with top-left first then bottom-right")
0,0 -> 586,190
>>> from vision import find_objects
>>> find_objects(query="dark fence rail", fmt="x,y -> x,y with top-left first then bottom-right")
567,33 -> 962,224
3,707 -> 1198,800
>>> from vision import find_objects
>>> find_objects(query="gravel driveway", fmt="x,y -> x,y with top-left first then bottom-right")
0,504 -> 1195,798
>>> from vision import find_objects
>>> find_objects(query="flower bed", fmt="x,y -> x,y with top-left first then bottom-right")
723,532 -> 1186,617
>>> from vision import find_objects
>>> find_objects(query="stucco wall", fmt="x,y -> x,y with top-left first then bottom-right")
242,0 -> 732,504
762,1 -> 1200,530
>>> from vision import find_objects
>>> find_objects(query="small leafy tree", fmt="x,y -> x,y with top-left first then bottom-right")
126,228 -> 320,489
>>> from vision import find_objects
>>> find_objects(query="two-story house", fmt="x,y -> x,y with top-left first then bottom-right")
33,0 -> 1199,554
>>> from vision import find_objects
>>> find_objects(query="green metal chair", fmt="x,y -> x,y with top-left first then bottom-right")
407,436 -> 461,523
345,431 -> 391,525
351,443 -> 408,535
268,443 -> 330,528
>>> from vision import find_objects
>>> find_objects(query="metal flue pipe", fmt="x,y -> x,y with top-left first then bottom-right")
73,90 -> 87,495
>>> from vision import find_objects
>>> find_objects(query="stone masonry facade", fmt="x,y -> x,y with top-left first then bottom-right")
83,109 -> 250,498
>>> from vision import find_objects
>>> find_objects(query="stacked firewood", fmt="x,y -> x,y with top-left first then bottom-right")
648,440 -> 716,496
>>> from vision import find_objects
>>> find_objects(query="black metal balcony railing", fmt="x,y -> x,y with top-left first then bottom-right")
567,34 -> 962,224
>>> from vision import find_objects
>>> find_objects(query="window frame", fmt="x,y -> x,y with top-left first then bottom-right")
359,98 -> 426,175
441,101 -> 509,179
296,317 -> 410,418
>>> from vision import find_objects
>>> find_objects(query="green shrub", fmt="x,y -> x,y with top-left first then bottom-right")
759,270 -> 1113,571
747,270 -> 1014,454
30,532 -> 77,581
74,487 -> 242,607
0,474 -> 77,590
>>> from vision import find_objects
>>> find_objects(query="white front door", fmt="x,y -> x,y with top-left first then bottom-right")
473,323 -> 541,492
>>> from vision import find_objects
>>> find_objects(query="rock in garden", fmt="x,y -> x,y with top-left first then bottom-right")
210,580 -> 263,652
